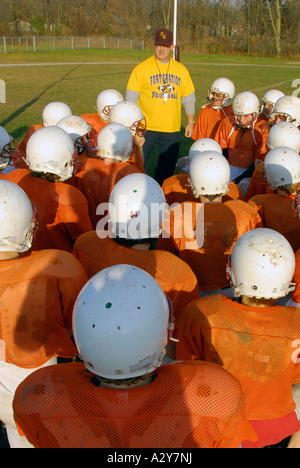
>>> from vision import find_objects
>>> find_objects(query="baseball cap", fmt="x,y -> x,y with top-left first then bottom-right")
154,28 -> 173,47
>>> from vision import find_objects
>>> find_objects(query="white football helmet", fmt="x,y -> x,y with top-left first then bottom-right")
273,95 -> 300,127
189,150 -> 230,197
97,123 -> 133,162
0,180 -> 37,252
0,126 -> 20,170
109,173 -> 167,239
264,146 -> 300,190
207,77 -> 235,109
110,101 -> 146,137
231,92 -> 260,128
176,138 -> 223,174
261,89 -> 285,119
227,228 -> 295,299
56,115 -> 97,152
72,264 -> 170,379
189,138 -> 223,162
26,126 -> 79,181
96,89 -> 124,122
42,102 -> 72,127
268,122 -> 300,153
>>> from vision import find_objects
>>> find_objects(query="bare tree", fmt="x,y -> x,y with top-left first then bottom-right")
265,0 -> 281,57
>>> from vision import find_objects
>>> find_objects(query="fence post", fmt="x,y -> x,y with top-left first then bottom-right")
53,37 -> 55,51
33,36 -> 36,52
3,37 -> 6,53
71,37 -> 74,50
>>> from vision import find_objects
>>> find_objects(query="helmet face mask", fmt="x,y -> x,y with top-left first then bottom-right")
273,96 -> 300,127
0,126 -> 20,170
231,92 -> 259,129
0,181 -> 37,252
130,118 -> 147,138
207,78 -> 235,110
96,89 -> 124,122
110,101 -> 147,138
261,90 -> 285,119
56,115 -> 97,155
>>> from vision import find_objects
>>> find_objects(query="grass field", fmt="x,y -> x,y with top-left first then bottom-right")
0,47 -> 300,175
0,48 -> 299,448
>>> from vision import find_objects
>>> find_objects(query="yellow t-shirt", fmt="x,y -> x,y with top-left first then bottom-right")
126,55 -> 195,133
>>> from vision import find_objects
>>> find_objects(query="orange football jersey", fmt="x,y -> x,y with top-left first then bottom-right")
158,200 -> 262,291
68,157 -> 143,230
13,360 -> 257,448
192,104 -> 232,141
80,113 -> 108,137
244,162 -> 274,201
214,117 -> 265,169
176,294 -> 300,446
162,173 -> 244,206
7,169 -> 93,252
72,231 -> 199,327
247,193 -> 300,251
0,249 -> 87,368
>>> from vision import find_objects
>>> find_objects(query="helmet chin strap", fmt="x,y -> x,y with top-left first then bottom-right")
0,237 -> 32,253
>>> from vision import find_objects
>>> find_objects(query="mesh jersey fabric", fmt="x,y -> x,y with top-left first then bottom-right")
162,174 -> 244,206
7,169 -> 93,253
72,231 -> 199,328
13,360 -> 257,448
214,117 -> 265,168
244,162 -> 274,201
158,200 -> 262,291
67,158 -> 143,230
192,104 -> 232,141
0,249 -> 87,368
176,294 -> 300,422
247,192 -> 300,252
80,113 -> 108,137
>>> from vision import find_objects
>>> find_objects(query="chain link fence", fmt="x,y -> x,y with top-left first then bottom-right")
1,36 -> 144,53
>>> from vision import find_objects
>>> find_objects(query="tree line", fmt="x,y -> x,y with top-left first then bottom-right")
1,0 -> 300,58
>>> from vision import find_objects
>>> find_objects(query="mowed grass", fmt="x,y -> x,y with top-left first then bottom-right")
0,48 -> 300,175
